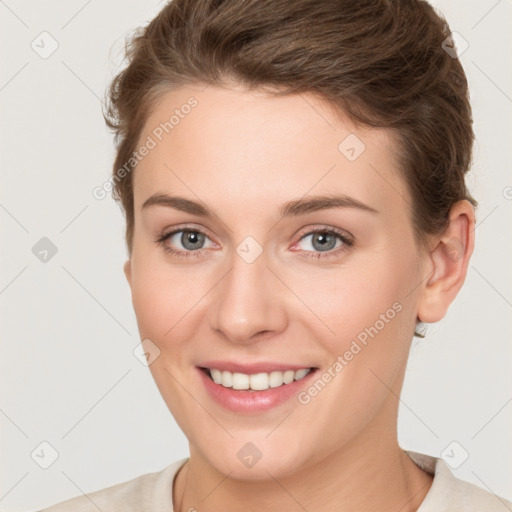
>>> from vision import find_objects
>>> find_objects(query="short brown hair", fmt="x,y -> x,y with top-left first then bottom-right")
103,0 -> 477,336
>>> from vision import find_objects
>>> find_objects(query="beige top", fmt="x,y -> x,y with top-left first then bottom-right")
37,450 -> 511,511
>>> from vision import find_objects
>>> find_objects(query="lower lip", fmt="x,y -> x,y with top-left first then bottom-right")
197,367 -> 317,413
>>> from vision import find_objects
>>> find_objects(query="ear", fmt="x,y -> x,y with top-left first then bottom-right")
123,259 -> 132,287
417,200 -> 475,324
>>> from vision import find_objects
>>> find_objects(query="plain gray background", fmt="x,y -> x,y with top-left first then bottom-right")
0,0 -> 511,510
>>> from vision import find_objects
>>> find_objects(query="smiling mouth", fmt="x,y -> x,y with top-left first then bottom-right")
199,367 -> 317,392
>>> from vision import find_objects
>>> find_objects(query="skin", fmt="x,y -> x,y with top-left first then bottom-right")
123,83 -> 475,512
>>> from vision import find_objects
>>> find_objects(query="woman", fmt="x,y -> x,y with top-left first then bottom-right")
38,0 -> 511,510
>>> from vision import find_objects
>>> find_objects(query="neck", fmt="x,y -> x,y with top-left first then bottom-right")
174,420 -> 433,511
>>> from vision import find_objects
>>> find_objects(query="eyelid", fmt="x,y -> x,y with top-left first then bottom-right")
288,225 -> 354,259
294,225 -> 354,245
156,224 -> 354,259
157,223 -> 218,243
154,223 -> 219,258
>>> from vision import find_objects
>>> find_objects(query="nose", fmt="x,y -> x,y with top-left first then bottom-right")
207,246 -> 288,344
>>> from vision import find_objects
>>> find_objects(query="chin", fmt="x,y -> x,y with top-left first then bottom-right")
193,435 -> 316,481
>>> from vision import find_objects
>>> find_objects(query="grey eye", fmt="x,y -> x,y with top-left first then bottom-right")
173,230 -> 207,250
299,231 -> 342,252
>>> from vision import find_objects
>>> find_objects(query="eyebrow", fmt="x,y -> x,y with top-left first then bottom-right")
141,193 -> 379,217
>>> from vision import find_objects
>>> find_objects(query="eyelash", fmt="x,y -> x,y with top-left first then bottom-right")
155,226 -> 354,260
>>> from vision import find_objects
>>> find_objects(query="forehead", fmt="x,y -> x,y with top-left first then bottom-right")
132,84 -> 410,217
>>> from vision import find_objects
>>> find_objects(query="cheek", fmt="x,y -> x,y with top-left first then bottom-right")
129,262 -> 210,428
285,266 -> 411,452
289,252 -> 416,402
291,259 -> 406,350
129,260 -> 211,353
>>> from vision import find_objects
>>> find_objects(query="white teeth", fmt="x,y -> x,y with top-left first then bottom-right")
232,372 -> 250,390
211,368 -> 222,384
250,373 -> 269,390
207,367 -> 312,391
221,370 -> 233,388
294,368 -> 310,381
283,370 -> 295,384
268,371 -> 283,388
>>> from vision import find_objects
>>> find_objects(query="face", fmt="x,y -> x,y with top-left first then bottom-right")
124,83 -> 430,479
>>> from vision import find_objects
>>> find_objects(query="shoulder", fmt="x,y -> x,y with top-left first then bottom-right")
405,450 -> 512,512
36,458 -> 188,512
433,462 -> 512,511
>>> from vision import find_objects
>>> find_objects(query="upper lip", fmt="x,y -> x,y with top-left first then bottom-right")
198,361 -> 316,374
